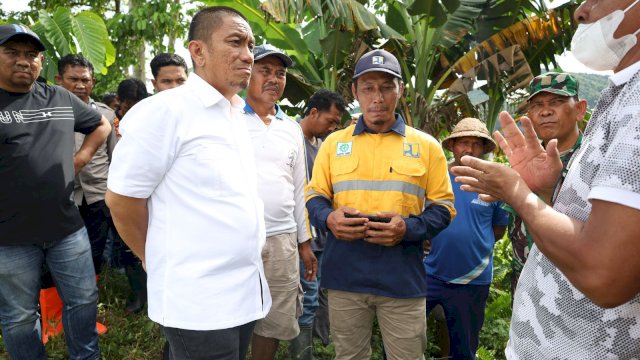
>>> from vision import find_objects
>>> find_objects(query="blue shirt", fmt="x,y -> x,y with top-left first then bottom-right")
424,172 -> 509,285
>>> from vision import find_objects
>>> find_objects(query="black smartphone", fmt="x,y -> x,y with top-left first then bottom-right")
344,213 -> 391,223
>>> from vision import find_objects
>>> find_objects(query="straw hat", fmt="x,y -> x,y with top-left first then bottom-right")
442,117 -> 496,154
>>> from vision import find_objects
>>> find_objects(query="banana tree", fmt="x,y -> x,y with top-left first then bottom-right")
28,7 -> 115,82
441,2 -> 578,132
204,0 -> 403,113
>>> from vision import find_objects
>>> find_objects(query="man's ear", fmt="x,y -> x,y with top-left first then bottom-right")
188,40 -> 205,68
54,74 -> 62,85
575,98 -> 588,123
351,83 -> 358,101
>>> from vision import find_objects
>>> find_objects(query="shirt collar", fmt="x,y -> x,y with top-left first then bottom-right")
189,73 -> 244,109
352,113 -> 406,136
609,60 -> 640,86
243,101 -> 285,120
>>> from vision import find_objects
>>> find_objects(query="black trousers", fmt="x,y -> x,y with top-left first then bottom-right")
162,321 -> 256,360
79,199 -> 112,275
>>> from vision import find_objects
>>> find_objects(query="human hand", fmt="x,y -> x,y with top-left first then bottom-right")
298,240 -> 317,281
494,111 -> 563,195
451,156 -> 532,205
363,212 -> 406,247
326,207 -> 368,241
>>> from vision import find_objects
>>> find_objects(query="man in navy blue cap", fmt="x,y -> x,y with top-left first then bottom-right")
0,23 -> 111,359
241,43 -> 314,360
306,48 -> 456,359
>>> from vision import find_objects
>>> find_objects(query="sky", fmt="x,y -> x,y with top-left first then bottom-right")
2,0 -> 611,76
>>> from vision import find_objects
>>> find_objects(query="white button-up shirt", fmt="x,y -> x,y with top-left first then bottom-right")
242,103 -> 309,243
108,74 -> 271,330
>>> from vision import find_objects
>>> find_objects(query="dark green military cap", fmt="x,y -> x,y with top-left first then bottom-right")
528,72 -> 579,100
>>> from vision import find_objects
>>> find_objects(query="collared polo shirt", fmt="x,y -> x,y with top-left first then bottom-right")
108,74 -> 271,330
242,102 -> 309,242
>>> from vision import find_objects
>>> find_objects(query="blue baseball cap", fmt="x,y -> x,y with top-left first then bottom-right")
0,24 -> 46,51
353,49 -> 402,80
253,44 -> 293,68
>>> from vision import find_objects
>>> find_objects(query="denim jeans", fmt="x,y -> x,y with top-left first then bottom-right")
162,321 -> 256,360
298,250 -> 322,327
0,227 -> 100,360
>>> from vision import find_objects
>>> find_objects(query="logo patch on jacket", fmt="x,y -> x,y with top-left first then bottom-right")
403,143 -> 420,158
336,141 -> 352,156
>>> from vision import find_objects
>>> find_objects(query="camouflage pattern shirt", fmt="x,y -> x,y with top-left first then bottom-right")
506,65 -> 640,359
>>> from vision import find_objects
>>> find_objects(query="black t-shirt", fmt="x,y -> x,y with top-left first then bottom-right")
0,82 -> 102,245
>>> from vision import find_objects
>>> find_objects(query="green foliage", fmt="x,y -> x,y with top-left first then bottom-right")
569,72 -> 610,111
9,7 -> 115,82
0,267 -> 165,359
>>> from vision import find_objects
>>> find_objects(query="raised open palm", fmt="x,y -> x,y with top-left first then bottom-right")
494,111 -> 563,195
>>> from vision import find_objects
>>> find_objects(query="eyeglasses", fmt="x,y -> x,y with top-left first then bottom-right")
528,97 -> 571,113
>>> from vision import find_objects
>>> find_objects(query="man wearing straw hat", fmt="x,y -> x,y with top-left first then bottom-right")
424,117 -> 509,359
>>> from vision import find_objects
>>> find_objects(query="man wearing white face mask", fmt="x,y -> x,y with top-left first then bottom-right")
448,0 -> 640,358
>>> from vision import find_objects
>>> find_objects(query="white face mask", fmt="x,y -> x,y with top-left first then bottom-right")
571,0 -> 640,71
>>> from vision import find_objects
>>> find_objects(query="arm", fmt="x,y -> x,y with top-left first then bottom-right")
293,125 -> 311,244
298,240 -> 317,281
105,115 -> 118,162
74,115 -> 111,175
452,157 -> 640,308
105,190 -> 148,266
493,225 -> 507,242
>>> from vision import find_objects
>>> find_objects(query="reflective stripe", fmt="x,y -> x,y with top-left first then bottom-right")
425,199 -> 455,209
333,180 -> 425,198
307,189 -> 330,199
449,254 -> 490,284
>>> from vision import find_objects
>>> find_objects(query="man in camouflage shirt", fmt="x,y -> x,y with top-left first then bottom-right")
451,0 -> 640,357
508,72 -> 586,296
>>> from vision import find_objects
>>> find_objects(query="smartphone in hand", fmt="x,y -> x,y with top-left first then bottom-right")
344,213 -> 391,223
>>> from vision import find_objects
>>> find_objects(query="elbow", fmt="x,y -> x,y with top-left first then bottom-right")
574,272 -> 637,309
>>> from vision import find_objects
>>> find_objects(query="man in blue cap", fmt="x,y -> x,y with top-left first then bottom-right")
242,43 -> 315,360
306,48 -> 456,360
0,23 -> 111,359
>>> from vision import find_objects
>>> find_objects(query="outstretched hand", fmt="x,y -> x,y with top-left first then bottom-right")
494,111 -> 563,196
451,156 -> 529,204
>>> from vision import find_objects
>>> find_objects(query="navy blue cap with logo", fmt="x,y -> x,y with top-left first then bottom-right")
352,49 -> 402,80
0,24 -> 46,51
253,44 -> 293,68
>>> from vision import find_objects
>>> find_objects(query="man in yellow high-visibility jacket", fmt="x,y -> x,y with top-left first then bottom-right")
305,48 -> 456,360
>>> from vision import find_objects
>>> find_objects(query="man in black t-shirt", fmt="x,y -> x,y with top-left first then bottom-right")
0,24 -> 110,359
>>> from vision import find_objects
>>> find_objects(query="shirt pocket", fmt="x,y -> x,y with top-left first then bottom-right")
390,158 -> 426,215
332,156 -> 359,177
195,142 -> 236,197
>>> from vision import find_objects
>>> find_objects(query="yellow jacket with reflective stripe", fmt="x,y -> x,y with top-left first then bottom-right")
307,124 -> 455,219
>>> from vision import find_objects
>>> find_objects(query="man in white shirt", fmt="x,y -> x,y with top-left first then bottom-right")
242,44 -> 314,360
106,7 -> 271,359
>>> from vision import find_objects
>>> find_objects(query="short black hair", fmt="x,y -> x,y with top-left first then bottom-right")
117,78 -> 148,103
102,92 -> 117,104
188,6 -> 247,43
150,53 -> 188,78
303,89 -> 347,117
58,53 -> 94,77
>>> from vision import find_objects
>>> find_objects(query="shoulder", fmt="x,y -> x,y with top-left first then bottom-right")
93,101 -> 116,120
405,126 -> 440,146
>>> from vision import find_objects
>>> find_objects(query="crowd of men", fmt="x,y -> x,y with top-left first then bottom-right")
0,0 -> 639,359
